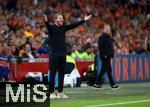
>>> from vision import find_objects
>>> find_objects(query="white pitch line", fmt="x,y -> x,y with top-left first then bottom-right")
84,99 -> 150,107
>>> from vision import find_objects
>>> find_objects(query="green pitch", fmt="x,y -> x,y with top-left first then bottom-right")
50,82 -> 150,107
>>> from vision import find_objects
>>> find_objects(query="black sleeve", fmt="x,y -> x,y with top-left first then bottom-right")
98,35 -> 105,58
45,22 -> 52,33
64,20 -> 85,31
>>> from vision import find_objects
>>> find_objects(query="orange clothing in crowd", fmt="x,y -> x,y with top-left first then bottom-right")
24,31 -> 34,37
19,49 -> 25,56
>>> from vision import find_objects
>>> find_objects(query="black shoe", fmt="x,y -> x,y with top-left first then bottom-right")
93,84 -> 104,90
111,85 -> 121,90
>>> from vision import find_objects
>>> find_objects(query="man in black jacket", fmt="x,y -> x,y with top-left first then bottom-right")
44,13 -> 92,99
94,24 -> 120,90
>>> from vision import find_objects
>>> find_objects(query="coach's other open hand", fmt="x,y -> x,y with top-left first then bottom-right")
84,14 -> 92,21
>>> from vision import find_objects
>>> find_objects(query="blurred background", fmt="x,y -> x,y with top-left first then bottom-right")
0,0 -> 149,60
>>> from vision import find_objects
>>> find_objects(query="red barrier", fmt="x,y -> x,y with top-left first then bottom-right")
10,61 -> 93,82
0,61 -> 9,67
76,61 -> 93,76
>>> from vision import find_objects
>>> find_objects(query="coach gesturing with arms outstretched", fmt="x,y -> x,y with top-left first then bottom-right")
44,13 -> 92,99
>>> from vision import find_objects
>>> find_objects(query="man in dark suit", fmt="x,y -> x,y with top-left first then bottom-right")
44,13 -> 92,99
94,24 -> 120,90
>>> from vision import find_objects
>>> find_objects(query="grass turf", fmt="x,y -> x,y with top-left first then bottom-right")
50,82 -> 150,107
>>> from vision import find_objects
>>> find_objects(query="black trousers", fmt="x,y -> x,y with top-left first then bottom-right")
49,53 -> 66,93
95,55 -> 115,86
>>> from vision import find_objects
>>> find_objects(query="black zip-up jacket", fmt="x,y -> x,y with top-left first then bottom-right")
45,20 -> 85,53
98,32 -> 114,58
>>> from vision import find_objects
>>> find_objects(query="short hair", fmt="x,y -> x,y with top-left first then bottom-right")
104,24 -> 111,29
53,13 -> 63,20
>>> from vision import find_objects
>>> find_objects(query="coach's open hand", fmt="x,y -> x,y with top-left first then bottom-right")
44,14 -> 48,22
84,14 -> 92,21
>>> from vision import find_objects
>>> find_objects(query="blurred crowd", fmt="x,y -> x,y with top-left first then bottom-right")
0,0 -> 149,61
